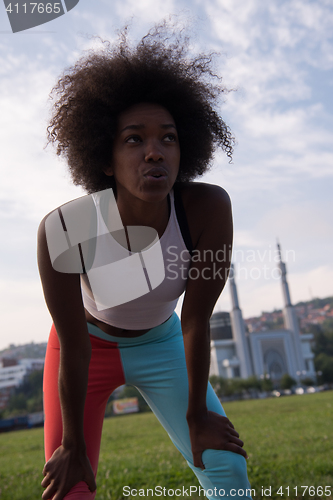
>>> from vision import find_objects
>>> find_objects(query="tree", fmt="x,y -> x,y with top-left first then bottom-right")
310,323 -> 333,384
209,375 -> 264,398
320,322 -> 333,356
7,393 -> 27,413
280,373 -> 296,390
243,376 -> 261,392
321,318 -> 333,336
209,376 -> 228,398
315,353 -> 333,384
4,369 -> 43,417
260,377 -> 273,392
313,329 -> 333,357
300,377 -> 315,386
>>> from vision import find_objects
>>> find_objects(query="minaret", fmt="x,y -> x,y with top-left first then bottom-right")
229,264 -> 253,378
277,242 -> 305,373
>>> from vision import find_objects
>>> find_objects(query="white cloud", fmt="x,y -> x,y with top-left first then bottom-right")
201,0 -> 333,187
205,0 -> 261,52
0,48 -> 86,220
268,1 -> 333,69
113,0 -> 177,24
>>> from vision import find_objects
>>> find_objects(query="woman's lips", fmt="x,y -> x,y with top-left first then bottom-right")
144,174 -> 167,182
143,167 -> 168,182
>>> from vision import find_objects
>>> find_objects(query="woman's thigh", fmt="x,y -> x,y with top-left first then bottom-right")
43,325 -> 126,498
119,324 -> 252,499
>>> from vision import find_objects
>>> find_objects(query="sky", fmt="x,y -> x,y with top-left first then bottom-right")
0,0 -> 332,350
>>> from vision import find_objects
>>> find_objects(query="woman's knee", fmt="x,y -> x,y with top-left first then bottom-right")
202,450 -> 247,477
190,450 -> 252,499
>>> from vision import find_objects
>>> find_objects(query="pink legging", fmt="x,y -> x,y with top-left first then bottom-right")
43,324 -> 125,498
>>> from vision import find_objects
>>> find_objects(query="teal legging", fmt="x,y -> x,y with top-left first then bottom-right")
43,312 -> 252,499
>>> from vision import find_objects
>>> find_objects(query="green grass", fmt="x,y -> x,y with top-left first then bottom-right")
0,392 -> 332,499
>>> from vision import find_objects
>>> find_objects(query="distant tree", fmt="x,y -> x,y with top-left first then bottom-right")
308,297 -> 333,309
260,376 -> 273,392
4,369 -> 43,417
209,376 -> 228,398
7,393 -> 27,413
300,377 -> 315,387
302,323 -> 322,335
15,369 -> 43,399
315,353 -> 333,384
321,319 -> 333,339
227,378 -> 244,397
209,375 -> 220,394
242,376 -> 261,392
210,375 -> 264,398
311,326 -> 333,385
280,373 -> 296,390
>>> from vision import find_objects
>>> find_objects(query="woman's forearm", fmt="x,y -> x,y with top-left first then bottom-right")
58,344 -> 92,450
182,321 -> 211,419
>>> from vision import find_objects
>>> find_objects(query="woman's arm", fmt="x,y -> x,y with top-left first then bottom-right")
181,184 -> 247,469
37,215 -> 96,500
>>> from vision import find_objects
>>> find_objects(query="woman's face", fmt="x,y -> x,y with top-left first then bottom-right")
105,102 -> 180,203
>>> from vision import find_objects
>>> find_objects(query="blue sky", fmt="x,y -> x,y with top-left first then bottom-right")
0,0 -> 332,349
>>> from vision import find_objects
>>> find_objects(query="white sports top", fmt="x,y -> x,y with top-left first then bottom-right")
80,189 -> 191,329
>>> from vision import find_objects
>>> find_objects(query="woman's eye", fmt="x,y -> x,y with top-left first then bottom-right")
163,134 -> 177,142
125,135 -> 141,143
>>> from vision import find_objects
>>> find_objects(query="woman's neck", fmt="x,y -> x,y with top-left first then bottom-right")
111,191 -> 171,239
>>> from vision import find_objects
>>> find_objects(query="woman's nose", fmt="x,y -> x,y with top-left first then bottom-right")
144,141 -> 164,162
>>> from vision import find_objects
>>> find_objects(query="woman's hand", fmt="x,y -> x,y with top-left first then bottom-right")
41,445 -> 96,500
187,410 -> 248,469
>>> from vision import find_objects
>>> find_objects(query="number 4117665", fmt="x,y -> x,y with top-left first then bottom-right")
5,3 -> 61,14
277,486 -> 332,496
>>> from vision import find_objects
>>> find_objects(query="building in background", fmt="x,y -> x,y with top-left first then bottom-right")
0,358 -> 44,410
210,244 -> 315,384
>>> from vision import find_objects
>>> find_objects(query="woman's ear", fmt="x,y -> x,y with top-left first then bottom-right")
104,165 -> 113,177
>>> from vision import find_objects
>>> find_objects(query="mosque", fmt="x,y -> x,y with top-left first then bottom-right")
209,243 -> 316,384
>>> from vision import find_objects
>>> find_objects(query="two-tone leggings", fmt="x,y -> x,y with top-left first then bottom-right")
43,312 -> 252,499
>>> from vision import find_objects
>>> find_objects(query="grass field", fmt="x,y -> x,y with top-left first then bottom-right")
0,391 -> 332,500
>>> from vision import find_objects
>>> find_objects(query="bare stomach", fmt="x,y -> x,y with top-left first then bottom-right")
84,309 -> 152,338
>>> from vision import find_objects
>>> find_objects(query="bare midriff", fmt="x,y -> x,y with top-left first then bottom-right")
85,309 -> 152,338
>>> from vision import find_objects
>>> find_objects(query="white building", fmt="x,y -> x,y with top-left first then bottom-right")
0,358 -> 45,409
0,358 -> 45,390
210,244 -> 316,384
0,363 -> 27,391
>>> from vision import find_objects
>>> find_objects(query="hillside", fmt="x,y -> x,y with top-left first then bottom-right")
0,342 -> 47,360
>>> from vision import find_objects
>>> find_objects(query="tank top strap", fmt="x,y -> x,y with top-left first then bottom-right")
173,184 -> 193,256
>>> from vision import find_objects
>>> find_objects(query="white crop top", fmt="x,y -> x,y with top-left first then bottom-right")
80,189 -> 192,329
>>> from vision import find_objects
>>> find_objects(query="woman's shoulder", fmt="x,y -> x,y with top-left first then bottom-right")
177,181 -> 230,208
178,182 -> 231,215
38,192 -> 101,275
175,182 -> 231,248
